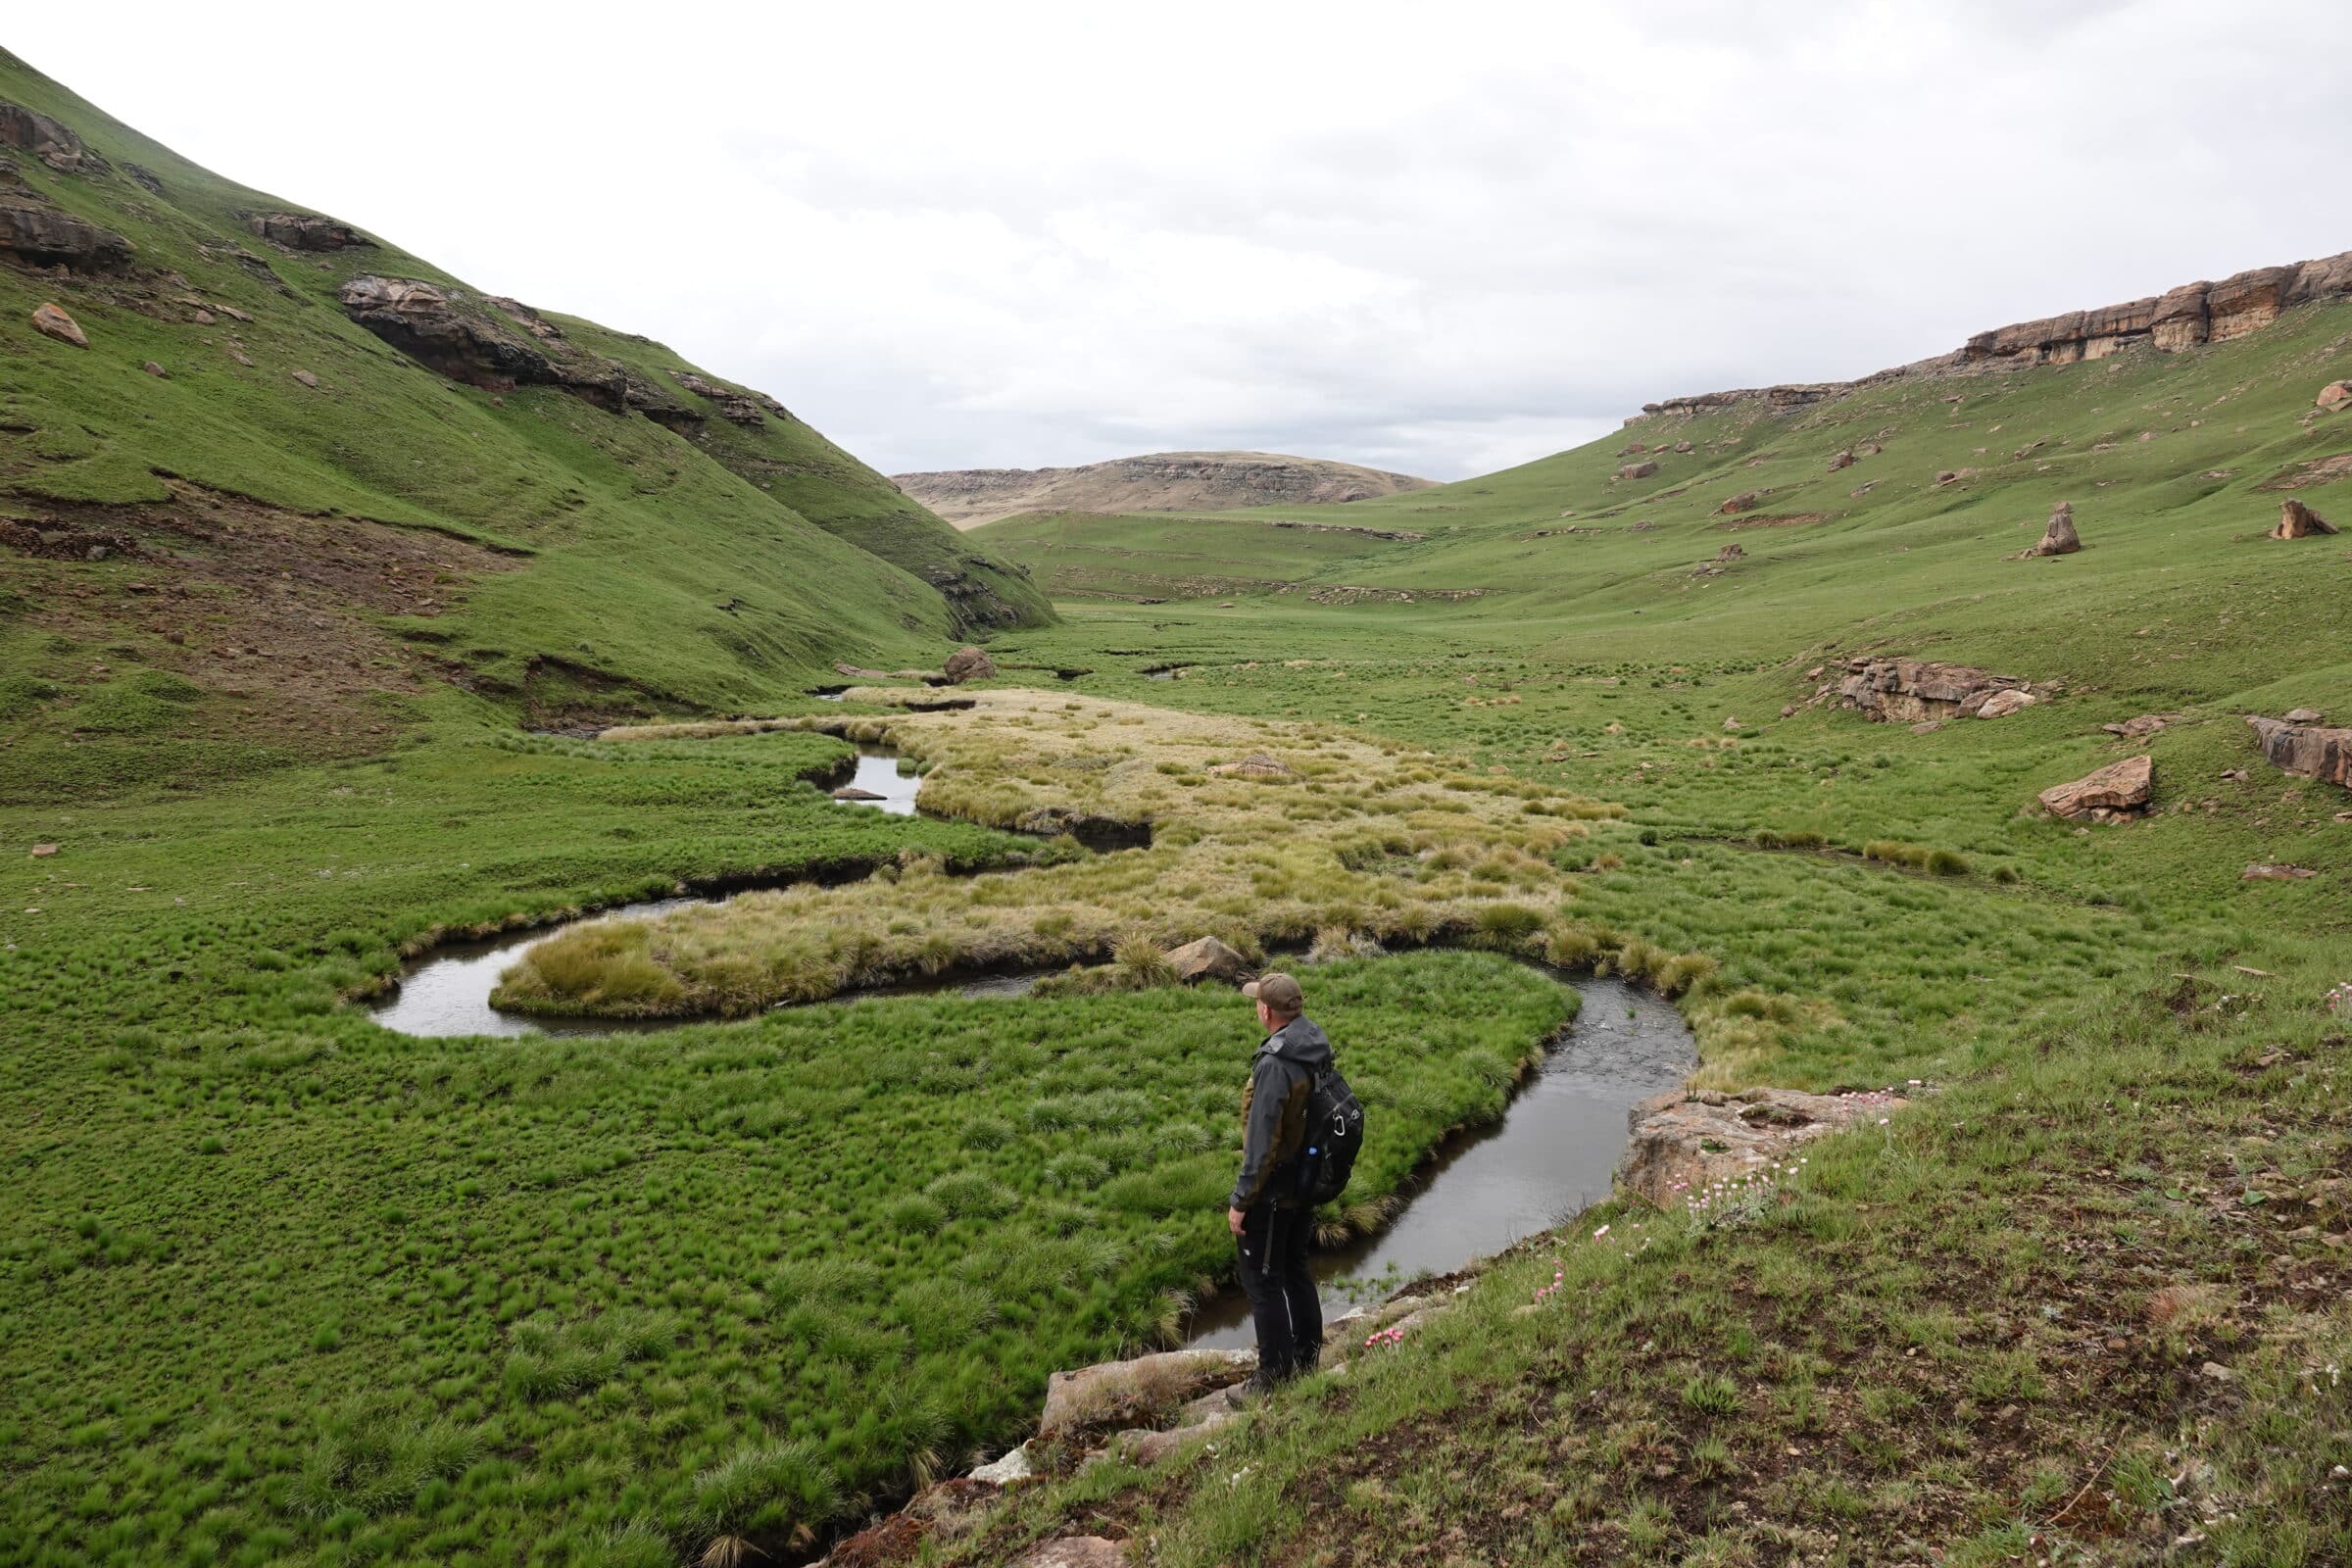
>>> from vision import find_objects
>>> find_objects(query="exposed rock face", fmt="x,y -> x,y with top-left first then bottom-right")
2038,755 -> 2154,821
1,196 -> 132,271
1164,935 -> 1250,985
1836,657 -> 2050,723
337,275 -> 627,412
1037,1348 -> 1256,1441
669,368 -> 767,425
1827,449 -> 1855,471
1617,460 -> 1658,480
29,300 -> 84,347
1632,248 -> 2352,420
2246,715 -> 2352,791
1976,689 -> 2035,719
0,102 -> 100,173
2320,381 -> 2352,414
1618,1087 -> 1902,1208
1716,490 -> 1761,514
2024,501 -> 2082,557
942,645 -> 997,683
2273,500 -> 2337,539
244,211 -> 372,251
895,451 -> 1436,528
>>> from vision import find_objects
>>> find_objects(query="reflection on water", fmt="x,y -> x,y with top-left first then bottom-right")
833,748 -> 919,815
1183,977 -> 1692,1348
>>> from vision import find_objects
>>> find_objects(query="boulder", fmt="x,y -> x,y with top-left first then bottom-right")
2283,708 -> 2325,724
943,645 -> 997,683
2101,713 -> 2177,739
1617,460 -> 1658,480
1716,490 -> 1762,514
1108,1405 -> 1238,1467
290,369 -> 319,389
29,843 -> 58,858
245,211 -> 372,251
831,786 -> 887,802
1619,1087 -> 1903,1208
2320,381 -> 2352,415
141,361 -> 168,377
1826,450 -> 1855,471
1837,657 -> 2048,723
1976,689 -> 2035,719
1164,935 -> 1250,985
2038,755 -> 2154,821
0,197 -> 132,270
2024,501 -> 2082,557
1038,1347 -> 1256,1440
2243,863 -> 2317,881
1017,1541 -> 1128,1568
29,302 -> 85,348
2246,715 -> 2352,791
2273,500 -> 2337,539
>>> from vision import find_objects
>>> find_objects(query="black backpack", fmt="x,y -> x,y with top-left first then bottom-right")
1293,1066 -> 1365,1204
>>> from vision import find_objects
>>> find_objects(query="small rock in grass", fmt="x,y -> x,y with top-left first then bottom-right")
2283,708 -> 2325,724
1976,689 -> 2035,719
291,369 -> 318,388
2319,379 -> 2352,414
1017,1539 -> 1129,1568
2242,863 -> 2316,880
141,360 -> 169,377
970,1442 -> 1036,1485
29,843 -> 59,858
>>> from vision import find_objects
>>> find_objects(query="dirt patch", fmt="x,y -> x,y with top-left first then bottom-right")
2258,452 -> 2352,491
1,480 -> 518,753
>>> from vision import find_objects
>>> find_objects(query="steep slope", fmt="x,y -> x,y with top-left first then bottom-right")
895,449 -> 1434,527
0,47 -> 1047,797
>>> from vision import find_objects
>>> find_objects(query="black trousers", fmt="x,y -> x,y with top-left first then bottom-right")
1237,1200 -> 1321,1377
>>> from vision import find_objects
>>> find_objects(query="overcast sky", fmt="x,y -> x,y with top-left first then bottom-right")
15,3 -> 2351,479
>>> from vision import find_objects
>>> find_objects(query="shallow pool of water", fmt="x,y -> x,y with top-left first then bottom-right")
1182,976 -> 1692,1348
831,748 -> 920,814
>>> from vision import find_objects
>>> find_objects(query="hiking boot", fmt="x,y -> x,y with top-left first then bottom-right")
1234,1367 -> 1285,1400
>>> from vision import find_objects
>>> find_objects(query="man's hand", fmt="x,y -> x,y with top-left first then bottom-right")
1227,1206 -> 1247,1237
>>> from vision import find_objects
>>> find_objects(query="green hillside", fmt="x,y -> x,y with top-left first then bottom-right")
0,43 -> 1046,802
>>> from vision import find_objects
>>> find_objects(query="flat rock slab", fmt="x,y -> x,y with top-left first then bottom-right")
1165,934 -> 1250,984
2039,754 -> 2154,820
1619,1087 -> 1904,1208
1039,1347 -> 1256,1440
1019,1539 -> 1129,1568
970,1442 -> 1037,1485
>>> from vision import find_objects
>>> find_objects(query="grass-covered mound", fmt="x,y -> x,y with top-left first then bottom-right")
0,45 -> 1048,802
1,949 -> 1566,1564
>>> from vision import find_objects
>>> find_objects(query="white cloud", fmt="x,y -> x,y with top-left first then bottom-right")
14,1 -> 2350,478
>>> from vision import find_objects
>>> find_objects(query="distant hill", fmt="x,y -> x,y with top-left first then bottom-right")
896,450 -> 1436,527
0,46 -> 1048,790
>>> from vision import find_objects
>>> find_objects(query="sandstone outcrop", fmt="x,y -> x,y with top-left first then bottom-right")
942,645 -> 997,683
1617,460 -> 1658,480
1976,689 -> 2035,719
2320,381 -> 2352,415
1834,657 -> 2051,723
1632,248 -> 2352,422
2023,501 -> 2082,557
670,368 -> 767,425
896,451 -> 1435,528
1164,935 -> 1250,984
1038,1348 -> 1257,1441
244,211 -> 372,251
2038,755 -> 2154,821
2246,715 -> 2352,791
0,102 -> 100,173
0,196 -> 132,270
1716,490 -> 1761,514
337,275 -> 629,412
29,300 -> 84,347
2273,500 -> 2337,539
1618,1087 -> 1902,1208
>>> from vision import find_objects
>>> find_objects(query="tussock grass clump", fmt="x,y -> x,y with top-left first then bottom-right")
1864,839 -> 1971,876
505,692 -> 1631,1020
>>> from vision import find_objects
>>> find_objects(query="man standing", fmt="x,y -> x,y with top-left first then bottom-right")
1227,971 -> 1330,1390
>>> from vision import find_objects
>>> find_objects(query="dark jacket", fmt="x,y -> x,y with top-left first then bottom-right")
1230,1016 -> 1334,1210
